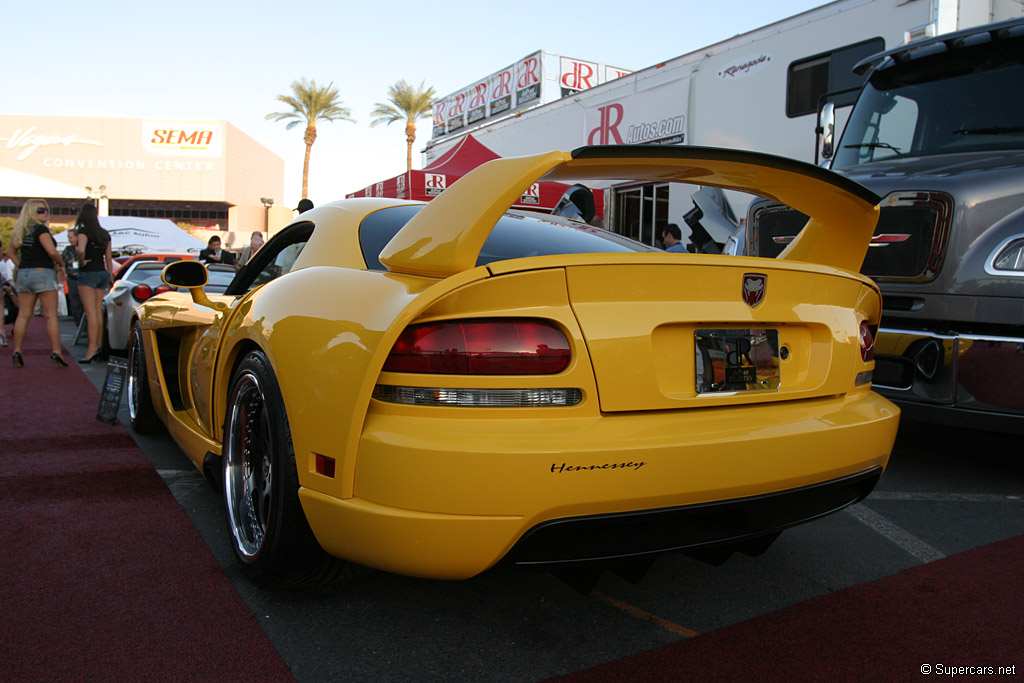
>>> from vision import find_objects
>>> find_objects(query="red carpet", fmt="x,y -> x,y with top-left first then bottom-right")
547,534 -> 1024,682
3,318 -> 1021,682
0,318 -> 293,681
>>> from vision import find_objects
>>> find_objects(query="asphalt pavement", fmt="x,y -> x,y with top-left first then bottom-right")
62,317 -> 1024,682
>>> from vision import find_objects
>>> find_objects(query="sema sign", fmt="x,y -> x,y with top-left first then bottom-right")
144,120 -> 223,156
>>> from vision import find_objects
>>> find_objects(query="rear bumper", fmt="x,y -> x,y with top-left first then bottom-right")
505,466 -> 882,567
874,327 -> 1024,433
298,392 -> 899,579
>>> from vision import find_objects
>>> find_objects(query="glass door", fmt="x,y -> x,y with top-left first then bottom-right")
613,183 -> 670,247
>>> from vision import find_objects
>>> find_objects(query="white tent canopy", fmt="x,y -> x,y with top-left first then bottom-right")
53,216 -> 207,254
0,167 -> 89,199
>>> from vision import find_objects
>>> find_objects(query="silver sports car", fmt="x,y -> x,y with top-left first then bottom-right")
103,261 -> 236,351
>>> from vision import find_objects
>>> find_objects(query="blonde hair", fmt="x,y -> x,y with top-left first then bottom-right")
12,199 -> 50,248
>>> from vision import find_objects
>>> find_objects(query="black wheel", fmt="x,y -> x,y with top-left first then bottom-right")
127,321 -> 163,434
222,350 -> 341,588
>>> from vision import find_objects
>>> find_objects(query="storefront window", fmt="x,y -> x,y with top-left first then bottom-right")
613,183 -> 670,247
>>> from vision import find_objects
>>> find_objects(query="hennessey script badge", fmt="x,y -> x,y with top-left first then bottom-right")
742,274 -> 766,307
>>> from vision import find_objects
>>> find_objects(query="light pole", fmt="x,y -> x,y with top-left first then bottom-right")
260,197 -> 274,233
84,185 -> 109,215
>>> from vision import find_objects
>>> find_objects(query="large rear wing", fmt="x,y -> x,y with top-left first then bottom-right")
379,145 -> 880,278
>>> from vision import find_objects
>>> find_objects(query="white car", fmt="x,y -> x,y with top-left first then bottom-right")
103,262 -> 236,351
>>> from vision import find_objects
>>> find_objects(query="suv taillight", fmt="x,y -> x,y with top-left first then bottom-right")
860,322 -> 876,362
383,319 -> 570,375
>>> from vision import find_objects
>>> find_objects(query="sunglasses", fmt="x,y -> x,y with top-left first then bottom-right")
36,207 -> 49,214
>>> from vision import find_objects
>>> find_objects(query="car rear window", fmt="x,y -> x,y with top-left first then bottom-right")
126,267 -> 167,285
358,205 -> 654,272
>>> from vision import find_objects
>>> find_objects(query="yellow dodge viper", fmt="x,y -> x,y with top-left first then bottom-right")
128,146 -> 900,586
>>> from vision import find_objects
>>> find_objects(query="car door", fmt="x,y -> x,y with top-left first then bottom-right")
187,223 -> 314,439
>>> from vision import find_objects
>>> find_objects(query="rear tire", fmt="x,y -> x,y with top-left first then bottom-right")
222,350 -> 344,588
127,321 -> 163,434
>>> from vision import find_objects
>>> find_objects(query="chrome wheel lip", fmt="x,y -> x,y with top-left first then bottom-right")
224,371 -> 273,561
127,330 -> 143,422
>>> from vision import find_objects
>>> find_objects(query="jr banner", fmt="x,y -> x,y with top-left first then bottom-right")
584,81 -> 688,146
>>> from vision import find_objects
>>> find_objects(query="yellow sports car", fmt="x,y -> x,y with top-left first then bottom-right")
128,146 -> 900,587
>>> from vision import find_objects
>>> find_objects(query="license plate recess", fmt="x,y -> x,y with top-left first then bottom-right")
695,328 -> 780,393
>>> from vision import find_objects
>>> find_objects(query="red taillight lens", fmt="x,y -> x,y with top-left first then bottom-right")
383,319 -> 570,375
134,283 -> 173,301
860,322 -> 875,362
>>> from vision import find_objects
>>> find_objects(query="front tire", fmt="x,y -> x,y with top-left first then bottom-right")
222,350 -> 338,587
127,321 -> 163,434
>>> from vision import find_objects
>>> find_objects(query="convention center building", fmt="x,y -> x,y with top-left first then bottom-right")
0,114 -> 284,247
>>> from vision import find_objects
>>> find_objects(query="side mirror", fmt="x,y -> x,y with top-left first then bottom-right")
553,184 -> 596,223
819,102 -> 836,161
162,260 -> 208,288
162,260 -> 227,311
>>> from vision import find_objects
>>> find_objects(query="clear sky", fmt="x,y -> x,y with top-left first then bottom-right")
7,0 -> 827,209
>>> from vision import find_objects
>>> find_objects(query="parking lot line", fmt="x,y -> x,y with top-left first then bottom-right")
845,504 -> 946,563
869,492 -> 1023,503
593,591 -> 700,637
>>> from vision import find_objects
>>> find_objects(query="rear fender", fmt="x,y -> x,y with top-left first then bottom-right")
216,265 -> 491,499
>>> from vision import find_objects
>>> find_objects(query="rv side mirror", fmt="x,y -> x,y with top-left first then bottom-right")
819,102 -> 836,161
553,184 -> 596,223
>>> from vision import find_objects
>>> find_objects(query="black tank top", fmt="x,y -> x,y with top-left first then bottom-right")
80,232 -> 109,272
19,223 -> 55,269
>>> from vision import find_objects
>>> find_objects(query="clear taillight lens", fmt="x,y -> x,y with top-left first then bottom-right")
383,319 -> 570,375
372,386 -> 582,407
992,237 -> 1024,272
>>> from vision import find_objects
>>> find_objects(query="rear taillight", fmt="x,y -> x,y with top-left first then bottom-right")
132,283 -> 174,301
383,319 -> 570,375
859,322 -> 875,362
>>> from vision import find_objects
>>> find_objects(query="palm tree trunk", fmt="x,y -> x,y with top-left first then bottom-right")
405,120 -> 417,172
302,123 -> 318,199
302,143 -> 312,199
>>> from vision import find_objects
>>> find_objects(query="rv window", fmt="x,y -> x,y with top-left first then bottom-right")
786,38 -> 884,118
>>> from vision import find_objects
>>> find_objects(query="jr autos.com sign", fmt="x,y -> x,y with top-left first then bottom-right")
584,81 -> 687,146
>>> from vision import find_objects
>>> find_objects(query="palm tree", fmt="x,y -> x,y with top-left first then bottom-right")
266,78 -> 355,200
370,80 -> 436,171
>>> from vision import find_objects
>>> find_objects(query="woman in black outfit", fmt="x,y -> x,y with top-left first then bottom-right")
74,203 -> 113,363
5,199 -> 68,367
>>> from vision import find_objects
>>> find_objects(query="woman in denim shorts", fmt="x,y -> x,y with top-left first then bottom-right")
74,203 -> 114,363
5,199 -> 69,367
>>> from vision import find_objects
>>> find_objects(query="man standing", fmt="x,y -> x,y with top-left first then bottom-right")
239,232 -> 265,266
660,223 -> 688,253
61,228 -> 84,326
